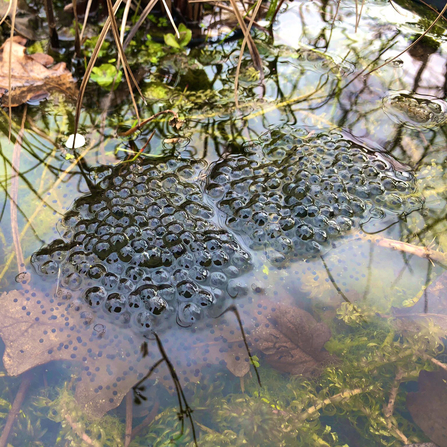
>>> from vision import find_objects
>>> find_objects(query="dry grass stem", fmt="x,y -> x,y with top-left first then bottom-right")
0,142 -> 93,282
215,3 -> 267,31
117,109 -> 179,136
104,0 -> 145,123
161,0 -> 180,38
0,0 -> 12,26
7,0 -> 17,141
80,0 -> 94,41
369,2 -> 447,74
73,0 -> 124,146
229,0 -> 262,69
10,106 -> 27,274
123,0 -> 159,49
233,0 -> 263,107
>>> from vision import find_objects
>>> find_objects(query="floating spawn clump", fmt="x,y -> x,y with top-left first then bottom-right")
205,127 -> 423,264
31,156 -> 252,332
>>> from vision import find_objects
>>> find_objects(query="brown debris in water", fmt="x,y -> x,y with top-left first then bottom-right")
0,36 -> 77,106
249,299 -> 333,376
407,369 -> 447,447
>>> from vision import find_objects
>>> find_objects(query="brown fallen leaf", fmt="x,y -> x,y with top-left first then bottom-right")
407,369 -> 447,447
0,36 -> 77,107
249,299 -> 333,376
0,0 -> 40,40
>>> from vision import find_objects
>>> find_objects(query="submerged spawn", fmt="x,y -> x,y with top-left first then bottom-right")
31,127 -> 423,334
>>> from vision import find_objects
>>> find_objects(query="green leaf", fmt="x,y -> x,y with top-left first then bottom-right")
164,24 -> 192,49
164,33 -> 181,49
90,63 -> 122,89
178,23 -> 192,47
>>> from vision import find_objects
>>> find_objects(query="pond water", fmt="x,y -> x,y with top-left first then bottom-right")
1,0 -> 447,445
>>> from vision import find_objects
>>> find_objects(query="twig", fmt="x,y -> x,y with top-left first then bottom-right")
64,413 -> 101,447
0,372 -> 32,447
125,391 -> 133,447
370,236 -> 447,265
297,386 -> 373,422
10,106 -> 27,274
429,357 -> 447,372
131,401 -> 160,440
117,110 -> 179,136
382,372 -> 410,446
384,367 -> 404,418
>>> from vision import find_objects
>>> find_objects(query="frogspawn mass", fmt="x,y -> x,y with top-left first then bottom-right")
0,127 -> 423,416
31,127 -> 422,332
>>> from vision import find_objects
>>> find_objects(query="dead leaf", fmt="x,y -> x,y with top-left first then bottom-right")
249,299 -> 333,376
407,369 -> 447,447
0,36 -> 77,107
0,0 -> 40,40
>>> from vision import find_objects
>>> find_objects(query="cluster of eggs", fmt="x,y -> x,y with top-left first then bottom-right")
205,128 -> 422,264
31,127 -> 423,332
31,157 -> 252,332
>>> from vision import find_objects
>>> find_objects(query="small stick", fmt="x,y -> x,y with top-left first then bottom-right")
131,401 -> 160,440
429,357 -> 447,372
370,236 -> 447,265
297,386 -> 373,422
384,367 -> 403,418
64,413 -> 101,447
124,391 -> 133,447
0,372 -> 32,447
117,110 -> 179,137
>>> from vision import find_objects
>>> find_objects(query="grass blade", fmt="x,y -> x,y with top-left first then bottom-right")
234,0 -> 263,107
123,0 -> 158,49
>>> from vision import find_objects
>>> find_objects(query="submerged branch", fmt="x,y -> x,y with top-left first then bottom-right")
124,391 -> 133,447
0,372 -> 32,447
370,236 -> 447,265
297,386 -> 374,422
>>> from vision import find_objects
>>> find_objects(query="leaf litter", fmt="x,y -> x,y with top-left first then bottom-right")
0,36 -> 77,107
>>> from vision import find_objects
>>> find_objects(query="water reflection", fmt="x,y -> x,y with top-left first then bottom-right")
0,0 -> 447,445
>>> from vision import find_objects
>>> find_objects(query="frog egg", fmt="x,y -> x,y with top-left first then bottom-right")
84,286 -> 107,306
